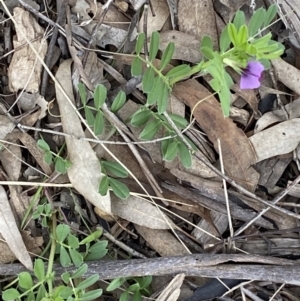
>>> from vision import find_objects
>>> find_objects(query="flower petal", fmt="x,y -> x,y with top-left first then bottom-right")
240,73 -> 261,89
247,61 -> 264,77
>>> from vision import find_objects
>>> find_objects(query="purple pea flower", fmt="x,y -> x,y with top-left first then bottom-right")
240,61 -> 264,90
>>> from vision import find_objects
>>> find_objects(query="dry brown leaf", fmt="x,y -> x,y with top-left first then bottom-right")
178,0 -> 218,47
111,195 -> 173,229
55,59 -> 111,217
173,79 -> 259,192
0,230 -> 43,264
138,0 -> 170,36
156,273 -> 185,301
0,115 -> 15,140
159,31 -> 202,64
249,118 -> 300,162
135,225 -> 189,256
0,185 -> 33,269
8,7 -> 47,93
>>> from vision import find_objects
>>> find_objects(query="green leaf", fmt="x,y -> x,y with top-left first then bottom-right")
131,57 -> 143,76
111,91 -> 126,113
60,246 -> 72,267
44,151 -> 53,165
88,241 -> 108,253
169,114 -> 188,129
160,42 -> 175,71
94,111 -> 104,135
149,31 -> 160,62
251,32 -> 272,48
157,83 -> 169,114
78,82 -> 87,106
256,42 -> 281,53
147,76 -> 162,105
99,175 -> 109,196
42,216 -> 48,227
108,178 -> 130,199
37,139 -> 50,151
102,161 -> 128,178
94,84 -> 107,110
209,78 -> 220,92
59,287 -> 73,299
107,278 -> 125,291
135,32 -> 145,55
224,71 -> 234,87
80,289 -> 103,301
219,87 -> 231,117
131,108 -> 152,126
69,248 -> 83,267
257,48 -> 284,59
84,107 -> 95,126
220,25 -> 231,53
55,157 -> 68,174
56,224 -> 70,242
79,229 -> 102,245
237,25 -> 248,44
142,67 -> 155,93
233,10 -> 245,30
228,23 -> 238,46
200,46 -> 214,60
161,137 -> 171,158
264,4 -> 277,27
27,291 -> 36,301
71,263 -> 88,279
2,288 -> 21,300
140,119 -> 161,140
127,283 -> 140,292
259,58 -> 271,69
248,7 -> 266,37
163,140 -> 178,162
201,35 -> 213,50
61,272 -> 71,284
139,276 -> 152,290
178,142 -> 192,168
34,258 -> 45,281
44,203 -> 52,215
76,274 -> 99,291
132,291 -> 142,301
120,291 -> 129,301
18,271 -> 33,289
85,248 -> 107,260
166,64 -> 191,79
67,234 -> 79,249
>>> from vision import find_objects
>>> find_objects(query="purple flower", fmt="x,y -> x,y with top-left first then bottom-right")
240,61 -> 264,89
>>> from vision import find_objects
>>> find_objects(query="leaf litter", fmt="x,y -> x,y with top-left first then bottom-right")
1,0 -> 300,300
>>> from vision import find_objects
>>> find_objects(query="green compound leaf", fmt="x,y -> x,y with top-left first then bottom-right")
78,82 -> 87,106
248,7 -> 266,37
149,31 -> 160,62
37,139 -> 50,152
34,258 -> 45,281
2,288 -> 20,300
237,25 -> 248,45
99,175 -> 109,196
102,161 -> 128,178
71,263 -> 88,279
108,178 -> 130,200
163,140 -> 179,162
44,151 -> 53,165
67,234 -> 79,249
201,35 -> 213,50
178,142 -> 192,168
131,56 -> 143,76
80,289 -> 103,301
60,246 -> 72,267
111,91 -> 126,113
169,113 -> 188,129
160,42 -> 175,71
135,32 -> 145,55
84,106 -> 95,127
76,274 -> 100,291
131,108 -> 152,126
69,248 -> 83,267
142,67 -> 155,93
88,241 -> 108,253
55,157 -> 68,174
140,119 -> 161,140
264,4 -> 277,27
157,83 -> 169,114
233,10 -> 245,30
94,111 -> 104,135
94,84 -> 107,110
228,23 -> 238,46
201,46 -> 214,60
18,271 -> 33,289
56,224 -> 70,242
219,24 -> 231,53
107,278 -> 126,291
79,229 -> 102,245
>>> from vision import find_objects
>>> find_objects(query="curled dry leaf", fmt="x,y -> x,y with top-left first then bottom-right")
249,118 -> 300,162
173,79 -> 259,192
8,7 -> 47,93
0,185 -> 33,269
55,59 -> 111,217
